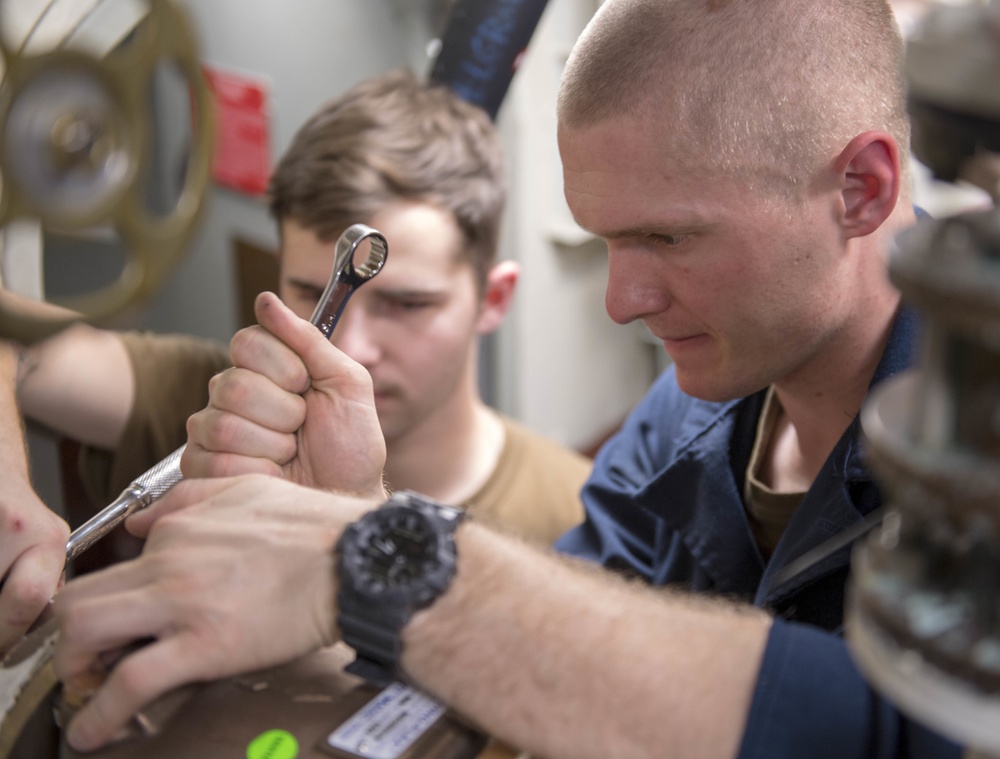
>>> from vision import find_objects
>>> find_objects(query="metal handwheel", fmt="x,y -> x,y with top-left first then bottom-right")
0,619 -> 59,759
0,0 -> 214,344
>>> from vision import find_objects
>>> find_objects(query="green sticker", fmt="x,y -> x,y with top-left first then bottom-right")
246,729 -> 299,759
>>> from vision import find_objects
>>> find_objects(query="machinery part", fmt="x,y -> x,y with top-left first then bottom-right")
2,636 -> 484,759
0,0 -> 214,344
848,209 -> 1000,753
845,4 -> 1000,752
64,223 -> 387,562
0,619 -> 58,759
55,643 -> 485,759
905,0 -> 1000,183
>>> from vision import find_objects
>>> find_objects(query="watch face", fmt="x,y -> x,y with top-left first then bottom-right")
352,507 -> 441,595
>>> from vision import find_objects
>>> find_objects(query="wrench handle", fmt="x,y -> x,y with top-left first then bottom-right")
65,448 -> 183,561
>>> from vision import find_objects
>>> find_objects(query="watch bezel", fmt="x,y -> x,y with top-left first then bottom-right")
338,503 -> 459,607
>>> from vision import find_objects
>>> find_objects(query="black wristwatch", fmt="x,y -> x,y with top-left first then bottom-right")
335,490 -> 466,686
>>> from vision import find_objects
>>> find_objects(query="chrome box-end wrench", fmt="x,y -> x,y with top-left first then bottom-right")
64,223 -> 388,561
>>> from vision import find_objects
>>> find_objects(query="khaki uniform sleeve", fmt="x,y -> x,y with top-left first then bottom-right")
76,332 -> 230,507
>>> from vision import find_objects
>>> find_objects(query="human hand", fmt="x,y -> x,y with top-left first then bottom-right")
0,475 -> 69,654
183,292 -> 386,498
53,474 -> 375,752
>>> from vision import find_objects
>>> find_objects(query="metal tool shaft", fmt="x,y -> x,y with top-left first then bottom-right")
65,224 -> 387,561
65,448 -> 183,560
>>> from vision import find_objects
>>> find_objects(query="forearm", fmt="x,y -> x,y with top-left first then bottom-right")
404,524 -> 772,759
14,323 -> 134,449
0,342 -> 29,476
0,341 -> 71,653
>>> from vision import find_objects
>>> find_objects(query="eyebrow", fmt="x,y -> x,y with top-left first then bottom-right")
286,278 -> 326,292
570,202 -> 718,240
374,288 -> 449,300
600,226 -> 665,241
288,276 -> 449,300
590,220 -> 715,241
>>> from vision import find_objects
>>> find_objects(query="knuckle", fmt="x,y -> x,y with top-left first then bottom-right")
55,599 -> 90,640
207,455 -> 244,478
12,579 -> 50,614
276,437 -> 298,466
190,412 -> 244,455
210,414 -> 244,451
277,396 -> 307,433
227,327 -> 259,364
282,363 -> 310,395
213,454 -> 277,479
184,412 -> 202,440
216,369 -> 257,412
109,659 -> 151,707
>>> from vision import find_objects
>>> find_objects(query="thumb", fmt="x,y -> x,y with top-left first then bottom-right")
253,292 -> 372,401
254,292 -> 340,378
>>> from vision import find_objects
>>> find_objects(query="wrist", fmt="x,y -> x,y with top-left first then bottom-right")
334,491 -> 465,686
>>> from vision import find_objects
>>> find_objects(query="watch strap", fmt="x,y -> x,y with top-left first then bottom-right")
339,599 -> 410,687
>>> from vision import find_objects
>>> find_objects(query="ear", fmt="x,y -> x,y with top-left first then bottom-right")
475,261 -> 519,335
833,131 -> 901,239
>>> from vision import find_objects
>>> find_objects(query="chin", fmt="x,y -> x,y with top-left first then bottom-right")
378,415 -> 414,448
674,370 -> 754,404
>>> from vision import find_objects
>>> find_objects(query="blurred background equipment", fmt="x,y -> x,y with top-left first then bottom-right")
847,1 -> 1000,756
0,0 -> 213,344
429,0 -> 550,120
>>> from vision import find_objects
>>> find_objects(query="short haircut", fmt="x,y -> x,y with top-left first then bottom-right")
557,0 -> 911,200
269,69 -> 506,290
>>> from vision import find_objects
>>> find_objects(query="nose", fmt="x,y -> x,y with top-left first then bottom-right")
604,246 -> 670,325
331,306 -> 380,366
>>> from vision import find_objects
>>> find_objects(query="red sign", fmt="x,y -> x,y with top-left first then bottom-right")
202,66 -> 271,196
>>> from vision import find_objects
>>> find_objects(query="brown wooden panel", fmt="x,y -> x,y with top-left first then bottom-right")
232,238 -> 280,330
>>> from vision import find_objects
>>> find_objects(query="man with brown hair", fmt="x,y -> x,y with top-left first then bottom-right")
3,70 -> 587,645
47,1 -> 962,757
197,71 -> 588,530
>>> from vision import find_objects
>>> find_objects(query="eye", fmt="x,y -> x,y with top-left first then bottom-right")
394,298 -> 435,312
293,285 -> 324,309
646,233 -> 687,247
375,294 -> 440,316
